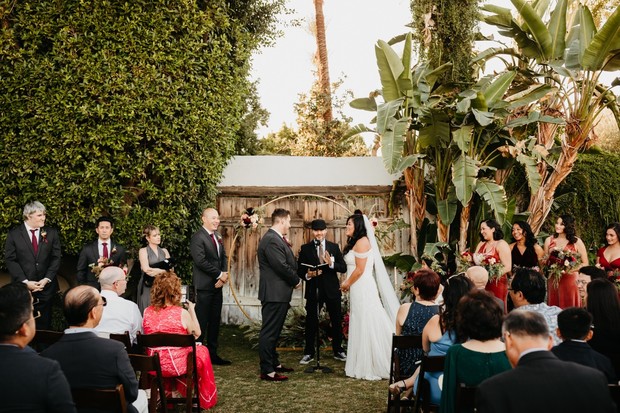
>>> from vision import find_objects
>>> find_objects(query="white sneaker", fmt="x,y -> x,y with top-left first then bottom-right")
299,354 -> 314,364
333,351 -> 347,361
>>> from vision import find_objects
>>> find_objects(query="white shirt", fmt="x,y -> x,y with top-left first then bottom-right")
95,290 -> 143,345
98,239 -> 113,258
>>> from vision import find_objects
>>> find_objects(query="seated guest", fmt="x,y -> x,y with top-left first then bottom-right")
142,271 -> 217,409
395,268 -> 441,377
41,285 -> 147,413
440,290 -> 511,413
586,279 -> 620,364
0,283 -> 76,413
477,311 -> 615,413
95,266 -> 143,345
465,266 -> 504,311
389,274 -> 474,399
551,307 -> 616,383
576,265 -> 607,306
509,267 -> 562,345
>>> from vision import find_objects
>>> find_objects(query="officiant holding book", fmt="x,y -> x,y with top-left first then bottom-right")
297,219 -> 347,364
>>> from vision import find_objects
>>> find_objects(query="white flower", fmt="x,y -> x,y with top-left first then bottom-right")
488,257 -> 497,265
564,259 -> 570,267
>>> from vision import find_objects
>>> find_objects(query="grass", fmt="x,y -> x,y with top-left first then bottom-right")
209,325 -> 387,413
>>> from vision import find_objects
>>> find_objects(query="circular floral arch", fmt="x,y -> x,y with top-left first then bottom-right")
226,193 -> 353,321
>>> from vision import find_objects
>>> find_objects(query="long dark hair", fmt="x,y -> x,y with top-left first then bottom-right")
482,219 -> 504,241
554,214 -> 578,244
512,220 -> 537,248
604,222 -> 620,245
343,213 -> 366,255
440,274 -> 474,340
586,279 -> 620,332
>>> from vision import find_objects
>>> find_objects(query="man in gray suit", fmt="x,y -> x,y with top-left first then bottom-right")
190,207 -> 230,365
258,208 -> 301,381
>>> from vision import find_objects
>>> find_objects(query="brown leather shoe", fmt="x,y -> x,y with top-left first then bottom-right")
260,373 -> 288,381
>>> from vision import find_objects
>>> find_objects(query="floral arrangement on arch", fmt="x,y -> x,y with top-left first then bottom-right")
543,247 -> 582,288
457,250 -> 505,283
238,207 -> 264,233
400,254 -> 448,300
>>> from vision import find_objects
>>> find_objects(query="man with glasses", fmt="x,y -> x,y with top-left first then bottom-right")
41,285 -> 147,413
0,282 -> 76,412
95,266 -> 143,345
4,201 -> 62,330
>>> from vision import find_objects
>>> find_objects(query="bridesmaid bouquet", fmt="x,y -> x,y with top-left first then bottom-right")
473,254 -> 505,283
543,248 -> 582,288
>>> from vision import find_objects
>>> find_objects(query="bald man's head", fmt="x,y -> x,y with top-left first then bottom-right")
466,266 -> 489,289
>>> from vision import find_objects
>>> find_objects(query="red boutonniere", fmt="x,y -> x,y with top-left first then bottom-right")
40,230 -> 48,243
216,234 -> 224,245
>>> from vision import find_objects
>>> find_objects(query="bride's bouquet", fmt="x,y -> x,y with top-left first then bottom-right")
543,247 -> 581,288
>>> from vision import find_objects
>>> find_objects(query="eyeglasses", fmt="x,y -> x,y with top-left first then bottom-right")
114,278 -> 128,284
575,280 -> 589,286
89,296 -> 107,312
33,310 -> 41,320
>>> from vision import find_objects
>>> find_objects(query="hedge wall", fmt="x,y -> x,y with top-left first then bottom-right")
0,0 -> 283,277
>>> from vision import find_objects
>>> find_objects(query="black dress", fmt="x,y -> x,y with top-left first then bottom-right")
511,244 -> 540,270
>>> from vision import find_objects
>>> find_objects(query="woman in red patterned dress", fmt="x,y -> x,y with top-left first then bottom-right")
596,223 -> 620,275
543,215 -> 588,308
143,271 -> 217,409
473,219 -> 511,308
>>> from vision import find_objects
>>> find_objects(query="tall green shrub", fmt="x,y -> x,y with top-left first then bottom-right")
0,0 -> 283,275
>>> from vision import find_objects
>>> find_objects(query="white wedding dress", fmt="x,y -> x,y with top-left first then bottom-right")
344,248 -> 396,380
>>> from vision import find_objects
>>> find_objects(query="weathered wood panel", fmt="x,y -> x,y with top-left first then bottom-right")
216,193 -> 410,324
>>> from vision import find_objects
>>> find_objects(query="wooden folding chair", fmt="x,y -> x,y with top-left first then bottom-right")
413,355 -> 446,413
31,329 -> 63,352
72,383 -> 127,413
387,334 -> 423,413
110,331 -> 132,351
129,353 -> 167,413
456,383 -> 477,412
137,333 -> 200,413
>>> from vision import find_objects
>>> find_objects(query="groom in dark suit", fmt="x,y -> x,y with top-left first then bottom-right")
297,219 -> 347,364
258,208 -> 301,381
477,310 -> 615,413
4,201 -> 62,330
76,216 -> 127,288
190,207 -> 230,365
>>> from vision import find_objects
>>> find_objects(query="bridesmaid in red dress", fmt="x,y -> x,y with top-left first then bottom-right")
143,271 -> 217,409
596,222 -> 620,275
474,219 -> 511,308
543,215 -> 588,309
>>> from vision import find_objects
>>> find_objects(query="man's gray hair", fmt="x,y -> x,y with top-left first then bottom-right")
98,266 -> 125,288
503,310 -> 550,339
23,201 -> 46,220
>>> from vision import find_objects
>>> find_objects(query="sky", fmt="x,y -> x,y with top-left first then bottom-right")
249,0 -> 618,139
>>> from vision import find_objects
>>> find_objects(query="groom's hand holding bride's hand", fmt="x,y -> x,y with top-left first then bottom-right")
340,281 -> 350,292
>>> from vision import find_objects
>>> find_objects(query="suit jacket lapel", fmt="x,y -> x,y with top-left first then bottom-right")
19,225 -> 37,257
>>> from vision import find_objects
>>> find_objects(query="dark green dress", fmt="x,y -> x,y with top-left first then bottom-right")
439,343 -> 511,413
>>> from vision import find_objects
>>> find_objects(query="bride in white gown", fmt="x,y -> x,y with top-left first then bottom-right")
340,213 -> 401,380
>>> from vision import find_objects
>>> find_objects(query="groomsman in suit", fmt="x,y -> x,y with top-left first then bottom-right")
76,216 -> 127,289
190,207 -> 230,365
4,201 -> 62,330
258,208 -> 301,381
477,310 -> 615,413
0,282 -> 76,413
297,219 -> 347,364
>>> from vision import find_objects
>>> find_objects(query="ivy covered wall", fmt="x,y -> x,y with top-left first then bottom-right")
0,0 -> 283,274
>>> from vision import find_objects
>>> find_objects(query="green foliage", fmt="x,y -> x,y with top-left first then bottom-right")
409,0 -> 478,84
0,0 -> 284,279
234,80 -> 271,155
550,152 -> 620,251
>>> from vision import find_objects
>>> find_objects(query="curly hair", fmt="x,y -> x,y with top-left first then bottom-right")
150,271 -> 182,310
512,221 -> 538,248
482,219 -> 504,240
343,213 -> 367,255
554,214 -> 578,245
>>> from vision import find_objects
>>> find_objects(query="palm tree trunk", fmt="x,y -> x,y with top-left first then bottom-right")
404,165 -> 426,260
458,204 -> 471,253
313,0 -> 332,123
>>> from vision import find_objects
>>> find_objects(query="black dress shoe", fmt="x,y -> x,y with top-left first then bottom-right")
275,365 -> 294,373
260,373 -> 288,381
211,356 -> 232,366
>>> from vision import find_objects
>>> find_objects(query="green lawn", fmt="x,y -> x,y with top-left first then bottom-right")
209,325 -> 387,413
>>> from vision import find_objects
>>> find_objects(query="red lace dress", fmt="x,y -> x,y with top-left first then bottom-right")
477,243 -> 508,308
546,239 -> 580,309
143,306 -> 217,409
